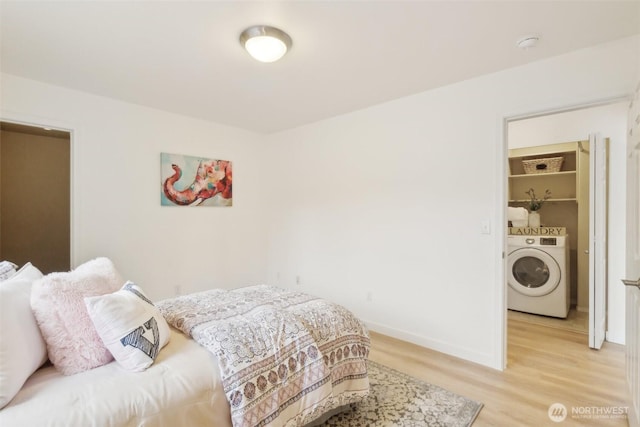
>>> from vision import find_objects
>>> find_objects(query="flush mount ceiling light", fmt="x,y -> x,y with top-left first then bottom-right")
516,35 -> 540,50
240,25 -> 292,63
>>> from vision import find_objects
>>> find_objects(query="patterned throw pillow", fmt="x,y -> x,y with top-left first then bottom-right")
0,261 -> 18,282
85,281 -> 170,372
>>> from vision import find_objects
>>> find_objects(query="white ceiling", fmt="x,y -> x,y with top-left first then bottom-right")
1,1 -> 639,134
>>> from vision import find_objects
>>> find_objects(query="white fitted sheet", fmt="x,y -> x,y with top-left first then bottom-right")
0,328 -> 232,427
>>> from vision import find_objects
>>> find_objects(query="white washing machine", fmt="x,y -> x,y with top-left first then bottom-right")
507,235 -> 570,318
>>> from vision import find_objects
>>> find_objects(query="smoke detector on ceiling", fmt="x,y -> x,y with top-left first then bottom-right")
516,35 -> 540,50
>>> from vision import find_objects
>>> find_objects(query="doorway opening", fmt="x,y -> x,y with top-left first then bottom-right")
503,100 -> 629,358
0,121 -> 71,273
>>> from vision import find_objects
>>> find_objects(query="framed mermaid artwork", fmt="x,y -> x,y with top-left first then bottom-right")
160,153 -> 232,207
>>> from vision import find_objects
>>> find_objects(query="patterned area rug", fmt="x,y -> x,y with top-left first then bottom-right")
320,360 -> 483,427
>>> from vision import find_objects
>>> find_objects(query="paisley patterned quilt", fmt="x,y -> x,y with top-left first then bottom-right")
157,285 -> 370,427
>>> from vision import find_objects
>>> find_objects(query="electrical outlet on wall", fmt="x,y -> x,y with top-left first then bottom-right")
296,275 -> 302,286
175,285 -> 182,296
366,291 -> 373,302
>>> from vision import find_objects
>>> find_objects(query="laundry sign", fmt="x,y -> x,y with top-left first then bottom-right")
508,227 -> 566,236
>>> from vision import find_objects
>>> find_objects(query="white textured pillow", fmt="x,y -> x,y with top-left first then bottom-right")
30,257 -> 123,375
85,281 -> 170,372
0,263 -> 46,409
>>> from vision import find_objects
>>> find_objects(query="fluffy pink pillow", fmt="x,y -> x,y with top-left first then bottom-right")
30,258 -> 124,375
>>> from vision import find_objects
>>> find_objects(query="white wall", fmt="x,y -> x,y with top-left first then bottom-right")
509,102 -> 629,343
0,74 -> 269,301
265,35 -> 639,368
2,35 -> 638,370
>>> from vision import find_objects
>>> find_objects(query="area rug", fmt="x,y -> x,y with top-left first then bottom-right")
320,360 -> 483,427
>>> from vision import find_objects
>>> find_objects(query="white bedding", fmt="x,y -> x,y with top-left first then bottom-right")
0,328 -> 232,427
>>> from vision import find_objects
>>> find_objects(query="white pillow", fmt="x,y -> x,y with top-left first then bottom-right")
85,281 -> 170,372
0,263 -> 46,409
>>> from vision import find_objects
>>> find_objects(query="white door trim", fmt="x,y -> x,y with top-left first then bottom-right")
497,96 -> 629,370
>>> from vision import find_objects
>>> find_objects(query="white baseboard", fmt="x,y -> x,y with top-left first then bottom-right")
363,319 -> 499,370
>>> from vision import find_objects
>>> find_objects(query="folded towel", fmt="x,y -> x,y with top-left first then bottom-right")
508,207 -> 529,227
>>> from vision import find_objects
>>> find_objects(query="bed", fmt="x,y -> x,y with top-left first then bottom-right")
0,329 -> 232,427
0,259 -> 370,427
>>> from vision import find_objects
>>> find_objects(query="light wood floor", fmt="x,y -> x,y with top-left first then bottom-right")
507,307 -> 589,334
369,317 -> 628,426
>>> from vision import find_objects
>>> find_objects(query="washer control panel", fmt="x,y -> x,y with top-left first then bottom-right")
540,237 -> 557,246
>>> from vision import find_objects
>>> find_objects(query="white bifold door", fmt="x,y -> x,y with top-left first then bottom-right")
588,133 -> 607,350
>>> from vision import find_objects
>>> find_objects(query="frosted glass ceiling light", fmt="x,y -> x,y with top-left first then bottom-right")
240,25 -> 292,63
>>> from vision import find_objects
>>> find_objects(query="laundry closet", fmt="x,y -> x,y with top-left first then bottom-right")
505,101 -> 630,352
507,141 -> 591,314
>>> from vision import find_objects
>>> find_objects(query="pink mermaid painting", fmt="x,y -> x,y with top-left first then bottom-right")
161,153 -> 232,207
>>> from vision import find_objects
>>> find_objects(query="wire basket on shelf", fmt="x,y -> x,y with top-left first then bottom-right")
522,156 -> 564,174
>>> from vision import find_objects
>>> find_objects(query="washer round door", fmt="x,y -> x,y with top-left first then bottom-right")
507,247 -> 561,297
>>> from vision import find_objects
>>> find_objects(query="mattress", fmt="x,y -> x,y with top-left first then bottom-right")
0,328 -> 232,427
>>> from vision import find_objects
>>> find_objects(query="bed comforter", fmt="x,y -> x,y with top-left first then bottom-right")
158,285 -> 370,427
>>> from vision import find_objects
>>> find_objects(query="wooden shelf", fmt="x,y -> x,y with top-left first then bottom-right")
508,163 -> 577,201
509,171 -> 576,179
509,198 -> 577,203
